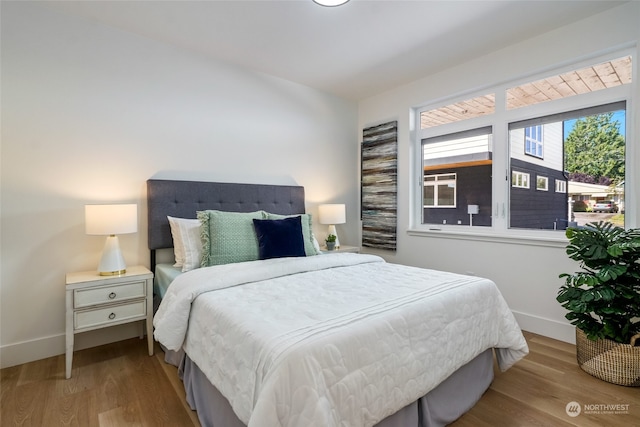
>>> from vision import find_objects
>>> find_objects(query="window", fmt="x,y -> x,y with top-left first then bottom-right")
510,103 -> 625,230
537,176 -> 549,191
512,171 -> 530,189
414,53 -> 632,236
525,126 -> 543,158
424,174 -> 456,207
421,127 -> 492,227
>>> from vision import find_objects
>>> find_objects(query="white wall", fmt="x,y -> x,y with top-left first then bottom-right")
0,2 -> 358,367
358,2 -> 640,344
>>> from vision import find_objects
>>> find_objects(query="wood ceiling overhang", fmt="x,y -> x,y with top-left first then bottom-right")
421,56 -> 631,129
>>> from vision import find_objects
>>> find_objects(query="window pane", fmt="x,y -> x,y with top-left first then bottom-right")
506,56 -> 631,110
537,176 -> 549,191
525,125 -> 544,159
420,94 -> 495,129
422,128 -> 492,226
424,186 -> 434,206
438,184 -> 455,206
566,110 -> 625,227
509,106 -> 625,230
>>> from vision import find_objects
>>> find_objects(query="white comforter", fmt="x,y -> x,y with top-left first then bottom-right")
154,253 -> 528,427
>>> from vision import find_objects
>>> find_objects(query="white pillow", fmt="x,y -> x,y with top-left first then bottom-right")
167,216 -> 203,272
311,233 -> 321,253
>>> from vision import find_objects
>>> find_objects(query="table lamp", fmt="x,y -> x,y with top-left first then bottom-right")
85,204 -> 138,275
318,204 -> 346,248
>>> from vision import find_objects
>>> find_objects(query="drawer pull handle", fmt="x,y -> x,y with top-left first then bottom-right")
108,292 -> 117,299
108,313 -> 116,320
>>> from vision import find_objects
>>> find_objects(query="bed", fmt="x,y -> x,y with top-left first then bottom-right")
148,179 -> 529,427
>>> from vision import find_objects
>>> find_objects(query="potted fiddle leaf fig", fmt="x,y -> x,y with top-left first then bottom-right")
325,234 -> 337,251
556,221 -> 640,386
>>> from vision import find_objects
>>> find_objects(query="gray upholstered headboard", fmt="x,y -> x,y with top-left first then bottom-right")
147,179 -> 306,268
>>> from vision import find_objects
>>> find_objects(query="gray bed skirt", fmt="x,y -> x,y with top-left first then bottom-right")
165,348 -> 494,427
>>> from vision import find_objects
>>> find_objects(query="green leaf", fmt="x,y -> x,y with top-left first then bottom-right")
580,292 -> 595,302
558,222 -> 640,343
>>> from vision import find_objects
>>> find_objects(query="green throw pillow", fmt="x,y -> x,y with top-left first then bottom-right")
197,210 -> 265,266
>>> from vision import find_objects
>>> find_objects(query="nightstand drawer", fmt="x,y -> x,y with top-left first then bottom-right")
74,300 -> 146,330
66,266 -> 154,378
74,281 -> 145,308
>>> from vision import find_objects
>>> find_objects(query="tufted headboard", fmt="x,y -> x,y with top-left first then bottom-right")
147,179 -> 306,268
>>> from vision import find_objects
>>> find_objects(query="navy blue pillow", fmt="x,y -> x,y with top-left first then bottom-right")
252,216 -> 306,260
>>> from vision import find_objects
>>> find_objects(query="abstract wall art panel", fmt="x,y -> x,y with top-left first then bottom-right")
361,120 -> 397,250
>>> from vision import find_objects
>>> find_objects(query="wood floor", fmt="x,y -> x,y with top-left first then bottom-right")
1,331 -> 638,426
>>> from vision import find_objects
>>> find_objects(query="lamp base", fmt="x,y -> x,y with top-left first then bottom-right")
98,235 -> 127,276
99,269 -> 127,277
327,225 -> 340,248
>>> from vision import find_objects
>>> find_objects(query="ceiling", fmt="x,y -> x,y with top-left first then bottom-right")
45,0 -> 626,101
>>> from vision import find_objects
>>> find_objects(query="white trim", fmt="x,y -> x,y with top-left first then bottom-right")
0,323 -> 142,369
512,311 -> 576,344
512,171 -> 530,189
0,334 -> 65,369
536,175 -> 549,191
406,227 -> 567,249
423,173 -> 457,208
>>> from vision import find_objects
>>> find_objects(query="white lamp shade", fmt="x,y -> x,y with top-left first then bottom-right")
318,204 -> 346,225
85,204 -> 138,235
85,204 -> 137,275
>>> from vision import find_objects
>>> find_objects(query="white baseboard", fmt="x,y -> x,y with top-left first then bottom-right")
1,334 -> 65,369
513,310 -> 576,344
1,323 -> 143,369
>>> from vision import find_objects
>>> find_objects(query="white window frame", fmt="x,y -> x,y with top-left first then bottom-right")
512,171 -> 530,189
555,179 -> 567,193
424,173 -> 457,208
537,176 -> 549,191
525,125 -> 544,158
409,49 -> 635,246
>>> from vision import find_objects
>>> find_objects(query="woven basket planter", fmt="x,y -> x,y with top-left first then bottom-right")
576,328 -> 640,387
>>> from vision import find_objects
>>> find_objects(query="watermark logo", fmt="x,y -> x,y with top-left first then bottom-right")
583,403 -> 630,415
566,401 -> 581,417
565,401 -> 630,417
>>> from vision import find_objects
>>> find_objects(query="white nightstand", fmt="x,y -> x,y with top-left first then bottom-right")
320,245 -> 361,254
65,265 -> 154,379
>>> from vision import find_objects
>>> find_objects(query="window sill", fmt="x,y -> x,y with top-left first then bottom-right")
406,227 -> 568,248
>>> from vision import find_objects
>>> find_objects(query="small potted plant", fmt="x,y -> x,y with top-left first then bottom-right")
556,221 -> 640,386
325,234 -> 337,251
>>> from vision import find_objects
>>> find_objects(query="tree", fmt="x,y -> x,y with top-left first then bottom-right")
565,113 -> 625,184
567,172 -> 611,185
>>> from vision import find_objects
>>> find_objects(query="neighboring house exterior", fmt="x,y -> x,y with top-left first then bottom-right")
422,122 -> 569,229
422,131 -> 493,227
509,122 -> 569,230
568,181 -> 625,212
